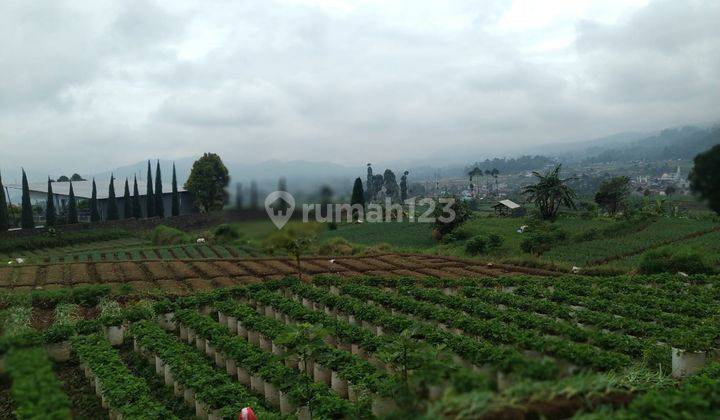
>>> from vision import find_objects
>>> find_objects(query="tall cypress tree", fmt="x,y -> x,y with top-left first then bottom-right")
132,176 -> 142,218
171,163 -> 179,216
45,178 -> 56,227
0,172 -> 9,232
350,177 -> 365,221
90,179 -> 100,222
366,163 -> 374,202
67,182 -> 78,224
155,161 -> 164,218
123,178 -> 132,219
400,171 -> 409,201
20,169 -> 34,229
107,175 -> 119,220
146,161 -> 155,218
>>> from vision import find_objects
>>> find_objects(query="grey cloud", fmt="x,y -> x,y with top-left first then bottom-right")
1,0 -> 719,180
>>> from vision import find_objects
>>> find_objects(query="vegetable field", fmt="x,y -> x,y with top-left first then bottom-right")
2,271 -> 720,418
544,218 -> 719,266
0,253 -> 546,294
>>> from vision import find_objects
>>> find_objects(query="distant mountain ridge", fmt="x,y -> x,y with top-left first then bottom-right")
582,125 -> 720,163
84,123 -> 719,194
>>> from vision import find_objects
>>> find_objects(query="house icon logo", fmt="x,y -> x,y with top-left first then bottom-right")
264,191 -> 295,229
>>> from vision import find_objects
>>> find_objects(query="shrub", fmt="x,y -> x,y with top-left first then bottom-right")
150,225 -> 190,245
432,199 -> 472,239
452,226 -> 472,240
520,223 -> 568,255
0,229 -> 131,254
487,234 -> 503,248
639,247 -> 714,274
212,223 -> 243,243
362,242 -> 394,255
440,234 -> 457,244
466,236 -> 488,255
465,234 -> 503,256
575,227 -> 600,242
317,237 -> 359,256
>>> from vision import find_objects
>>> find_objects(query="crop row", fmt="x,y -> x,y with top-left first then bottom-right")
391,284 -> 668,361
257,279 -> 560,381
4,347 -> 72,419
129,320 -> 282,419
338,275 -> 719,346
42,244 -> 255,264
172,307 -> 364,418
544,218 -> 719,266
2,303 -> 71,420
235,286 -> 493,395
334,277 -> 708,348
319,280 -> 633,371
72,333 -> 177,418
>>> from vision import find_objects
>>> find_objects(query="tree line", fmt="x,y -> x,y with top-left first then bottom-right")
520,142 -> 720,220
0,161 -> 181,230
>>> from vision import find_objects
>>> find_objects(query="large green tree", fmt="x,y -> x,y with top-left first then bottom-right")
21,169 -> 34,229
184,153 -> 229,212
132,176 -> 142,218
0,172 -> 9,232
45,178 -> 56,227
154,161 -> 164,218
171,163 -> 180,216
123,179 -> 132,219
146,161 -> 155,218
594,176 -> 631,216
90,179 -> 100,222
689,144 -> 720,214
521,164 -> 577,220
106,175 -> 119,221
67,182 -> 78,224
383,169 -> 400,202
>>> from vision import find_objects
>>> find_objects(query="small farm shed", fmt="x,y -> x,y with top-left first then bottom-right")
493,199 -> 525,217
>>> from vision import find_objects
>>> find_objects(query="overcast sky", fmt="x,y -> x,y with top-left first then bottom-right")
1,0 -> 719,179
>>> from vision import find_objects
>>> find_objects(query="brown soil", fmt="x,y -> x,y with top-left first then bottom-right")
1,254 -> 547,295
30,307 -> 55,331
80,305 -> 101,321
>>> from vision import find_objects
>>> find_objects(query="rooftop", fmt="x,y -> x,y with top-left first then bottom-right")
494,199 -> 521,209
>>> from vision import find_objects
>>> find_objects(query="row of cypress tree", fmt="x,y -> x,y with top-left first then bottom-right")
0,161 -> 181,231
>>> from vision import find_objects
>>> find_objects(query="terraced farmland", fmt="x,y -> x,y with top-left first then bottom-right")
543,218 -> 719,266
2,271 -> 720,419
0,254 -> 552,294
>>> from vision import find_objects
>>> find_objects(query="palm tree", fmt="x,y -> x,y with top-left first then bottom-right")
468,167 -> 482,196
521,164 -> 577,220
490,168 -> 499,195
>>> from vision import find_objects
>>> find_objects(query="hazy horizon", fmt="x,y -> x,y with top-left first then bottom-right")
1,0 -> 719,178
